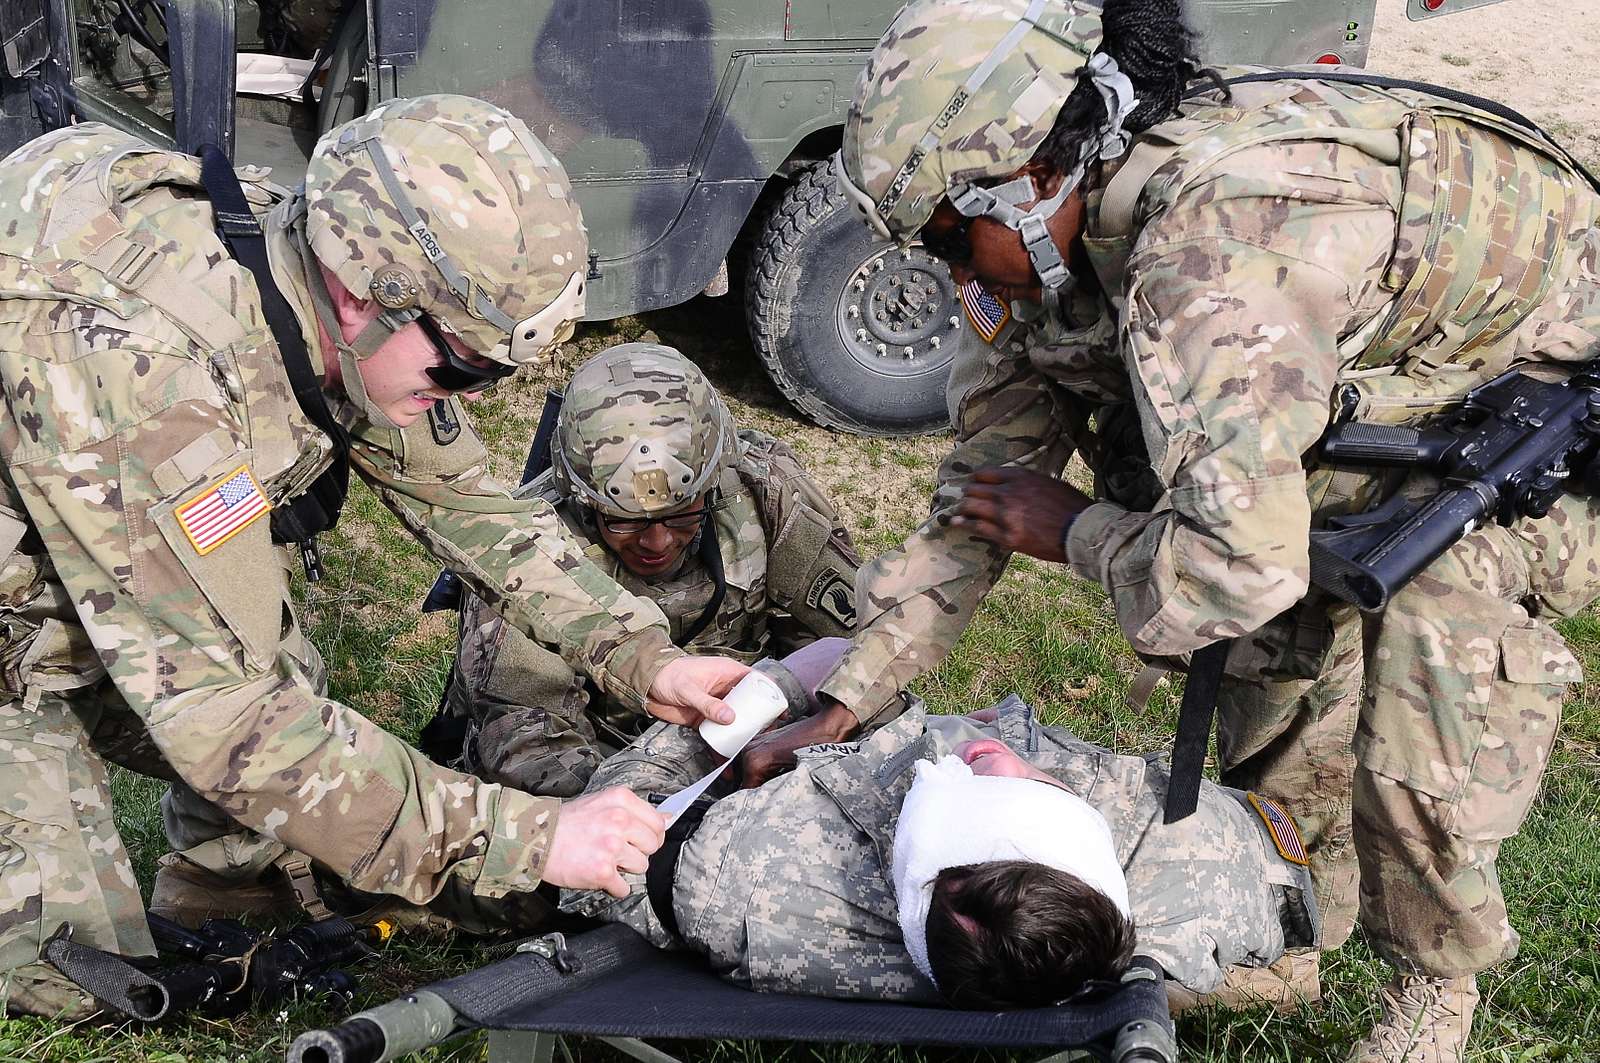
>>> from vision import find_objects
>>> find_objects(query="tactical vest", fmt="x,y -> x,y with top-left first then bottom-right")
1089,75 -> 1595,391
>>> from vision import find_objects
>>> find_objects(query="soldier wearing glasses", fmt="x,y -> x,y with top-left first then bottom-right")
443,343 -> 864,798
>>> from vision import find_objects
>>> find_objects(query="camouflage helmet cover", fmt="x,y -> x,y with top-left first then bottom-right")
839,0 -> 1106,243
303,94 -> 587,367
553,343 -> 736,517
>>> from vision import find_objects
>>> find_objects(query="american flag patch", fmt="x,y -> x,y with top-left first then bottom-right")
1247,793 -> 1309,866
958,279 -> 1011,344
175,465 -> 270,555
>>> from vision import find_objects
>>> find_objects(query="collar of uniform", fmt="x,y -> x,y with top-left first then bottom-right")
805,703 -> 942,869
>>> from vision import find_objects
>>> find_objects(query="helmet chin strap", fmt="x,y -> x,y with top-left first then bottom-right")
946,51 -> 1139,303
301,238 -> 413,431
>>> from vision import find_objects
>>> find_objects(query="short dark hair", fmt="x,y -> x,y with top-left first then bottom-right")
1034,0 -> 1224,172
924,860 -> 1137,1009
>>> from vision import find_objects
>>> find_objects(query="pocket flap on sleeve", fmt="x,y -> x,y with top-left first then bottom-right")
0,506 -> 26,564
1499,622 -> 1582,685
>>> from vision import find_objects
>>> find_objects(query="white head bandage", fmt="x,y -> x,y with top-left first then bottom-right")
891,754 -> 1130,988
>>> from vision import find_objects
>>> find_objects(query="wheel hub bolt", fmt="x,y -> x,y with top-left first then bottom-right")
847,306 -> 860,319
903,347 -> 915,358
930,336 -> 942,349
948,315 -> 962,328
855,329 -> 868,342
874,343 -> 887,355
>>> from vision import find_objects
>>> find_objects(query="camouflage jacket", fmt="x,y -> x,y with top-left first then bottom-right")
0,126 -> 685,904
821,76 -> 1600,718
451,428 -> 861,734
566,697 -> 1317,998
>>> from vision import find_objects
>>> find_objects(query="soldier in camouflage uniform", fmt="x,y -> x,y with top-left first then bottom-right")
562,690 -> 1319,1004
830,0 -> 1600,1057
441,343 -> 861,797
0,95 -> 749,1018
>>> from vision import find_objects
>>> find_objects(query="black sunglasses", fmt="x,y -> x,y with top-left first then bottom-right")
595,506 -> 714,535
918,215 -> 974,267
418,313 -> 517,394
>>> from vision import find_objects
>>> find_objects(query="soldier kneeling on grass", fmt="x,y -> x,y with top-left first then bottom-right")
432,343 -> 870,797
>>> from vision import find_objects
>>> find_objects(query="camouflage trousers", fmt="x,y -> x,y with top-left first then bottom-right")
446,601 -> 647,798
0,678 -> 172,1018
1218,491 -> 1592,978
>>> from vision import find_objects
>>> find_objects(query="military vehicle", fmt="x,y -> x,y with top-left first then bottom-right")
0,0 -> 1503,435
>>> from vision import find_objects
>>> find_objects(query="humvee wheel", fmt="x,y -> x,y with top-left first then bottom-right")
746,161 -> 960,436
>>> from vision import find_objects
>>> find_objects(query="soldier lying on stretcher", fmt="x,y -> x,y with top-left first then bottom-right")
561,642 -> 1322,1010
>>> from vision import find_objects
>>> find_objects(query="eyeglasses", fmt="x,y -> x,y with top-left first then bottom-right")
595,507 -> 712,535
418,313 -> 517,394
917,215 -> 973,267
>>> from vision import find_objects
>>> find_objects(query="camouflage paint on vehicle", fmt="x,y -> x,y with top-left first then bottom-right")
361,0 -> 1387,319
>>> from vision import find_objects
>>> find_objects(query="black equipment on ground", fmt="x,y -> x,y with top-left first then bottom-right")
1310,365 -> 1600,611
288,924 -> 1177,1063
42,913 -> 375,1022
148,912 -> 372,1014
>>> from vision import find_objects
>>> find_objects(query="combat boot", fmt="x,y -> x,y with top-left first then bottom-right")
147,852 -> 310,928
1166,950 -> 1322,1014
1347,972 -> 1478,1063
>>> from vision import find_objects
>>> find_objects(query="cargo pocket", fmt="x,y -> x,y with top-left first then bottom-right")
1450,620 -> 1576,841
0,744 -> 74,972
147,452 -> 281,671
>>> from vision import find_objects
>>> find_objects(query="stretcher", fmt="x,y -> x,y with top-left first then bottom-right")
287,923 -> 1178,1063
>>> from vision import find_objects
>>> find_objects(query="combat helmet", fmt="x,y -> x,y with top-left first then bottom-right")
838,0 -> 1138,294
552,343 -> 736,517
300,94 -> 587,424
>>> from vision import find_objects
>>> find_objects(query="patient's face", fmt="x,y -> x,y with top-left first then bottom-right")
957,739 -> 1069,792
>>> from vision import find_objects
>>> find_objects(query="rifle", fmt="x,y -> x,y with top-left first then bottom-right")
1309,364 -> 1600,611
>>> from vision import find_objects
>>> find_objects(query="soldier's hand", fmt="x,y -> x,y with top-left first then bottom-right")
952,466 -> 1093,563
543,787 -> 667,899
646,655 -> 747,728
737,699 -> 860,789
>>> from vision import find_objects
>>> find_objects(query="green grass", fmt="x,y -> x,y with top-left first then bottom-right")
8,304 -> 1599,1062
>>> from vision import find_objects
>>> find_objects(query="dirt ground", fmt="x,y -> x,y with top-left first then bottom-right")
1368,0 -> 1600,168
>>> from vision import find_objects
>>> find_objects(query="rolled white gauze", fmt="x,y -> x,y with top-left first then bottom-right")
697,669 -> 789,757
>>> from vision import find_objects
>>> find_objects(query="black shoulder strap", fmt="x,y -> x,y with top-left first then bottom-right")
197,144 -> 351,579
1163,638 -> 1231,824
1192,70 -> 1600,194
644,797 -> 713,939
678,511 -> 727,646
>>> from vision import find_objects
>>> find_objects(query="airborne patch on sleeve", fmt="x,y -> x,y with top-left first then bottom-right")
805,571 -> 856,628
